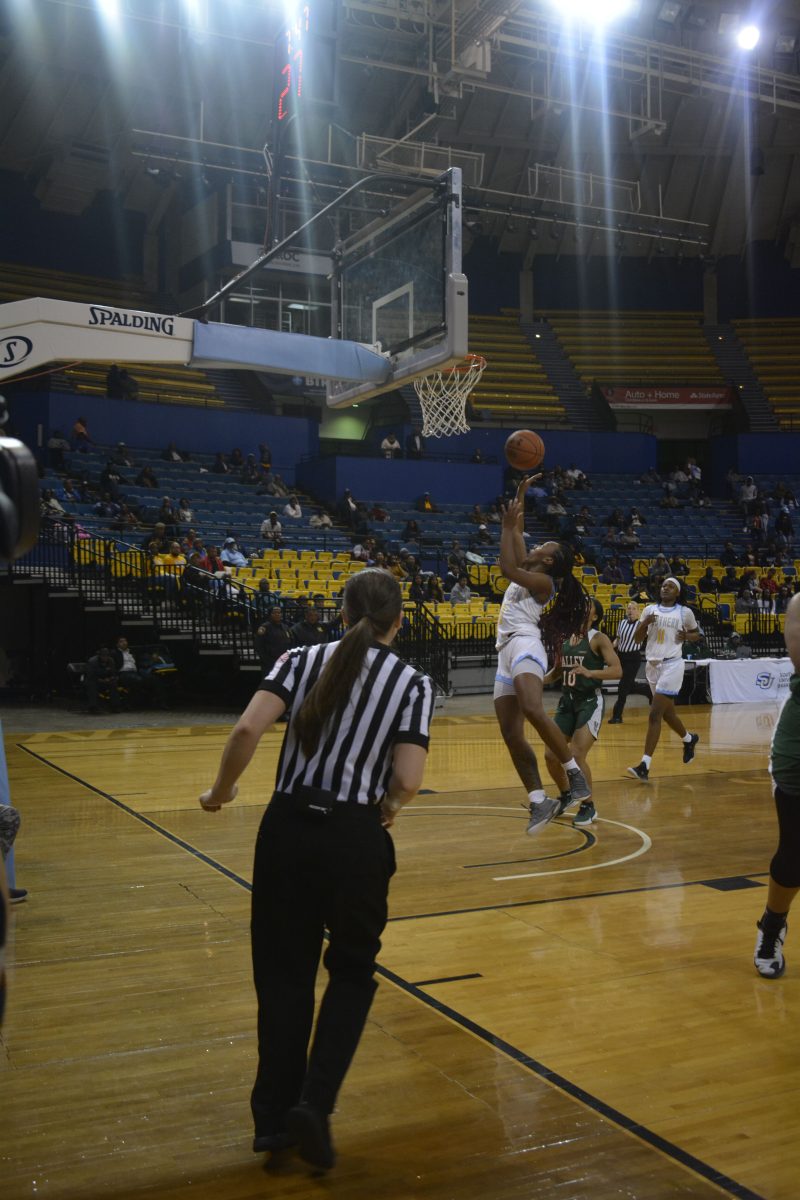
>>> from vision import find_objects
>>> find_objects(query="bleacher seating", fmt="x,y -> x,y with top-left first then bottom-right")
0,261 -> 159,311
546,310 -> 724,386
468,313 -> 565,421
60,362 -> 224,409
733,318 -> 800,429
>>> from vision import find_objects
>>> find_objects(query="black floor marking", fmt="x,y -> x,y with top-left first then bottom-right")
17,742 -> 767,1200
411,972 -> 482,986
464,829 -> 597,868
701,876 -> 767,892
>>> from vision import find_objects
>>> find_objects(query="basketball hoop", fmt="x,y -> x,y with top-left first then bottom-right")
413,354 -> 487,438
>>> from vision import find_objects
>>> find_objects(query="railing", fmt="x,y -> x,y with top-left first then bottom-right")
9,526 -> 453,692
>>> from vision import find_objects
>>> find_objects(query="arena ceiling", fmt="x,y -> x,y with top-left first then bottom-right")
2,0 -> 800,264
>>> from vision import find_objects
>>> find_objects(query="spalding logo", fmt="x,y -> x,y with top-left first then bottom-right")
755,672 -> 773,689
88,306 -> 175,335
0,335 -> 33,367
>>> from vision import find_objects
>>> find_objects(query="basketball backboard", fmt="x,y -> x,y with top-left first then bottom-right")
326,166 -> 468,407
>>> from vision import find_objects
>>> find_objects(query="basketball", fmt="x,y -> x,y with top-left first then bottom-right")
504,429 -> 545,472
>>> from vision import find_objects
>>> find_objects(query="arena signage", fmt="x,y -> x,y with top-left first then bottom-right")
601,385 -> 733,409
0,335 -> 33,367
88,306 -> 176,335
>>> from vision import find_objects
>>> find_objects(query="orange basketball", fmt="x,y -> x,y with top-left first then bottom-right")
505,429 -> 545,472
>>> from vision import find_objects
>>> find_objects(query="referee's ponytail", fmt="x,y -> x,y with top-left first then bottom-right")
294,568 -> 403,757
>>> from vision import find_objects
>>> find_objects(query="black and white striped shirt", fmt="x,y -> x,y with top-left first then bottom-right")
615,617 -> 641,654
260,642 -> 435,805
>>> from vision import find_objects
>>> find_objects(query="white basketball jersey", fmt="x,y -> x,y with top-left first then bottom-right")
640,603 -> 697,662
495,581 -> 554,649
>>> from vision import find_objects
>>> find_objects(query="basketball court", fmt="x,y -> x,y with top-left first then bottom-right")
3,694 -> 797,1200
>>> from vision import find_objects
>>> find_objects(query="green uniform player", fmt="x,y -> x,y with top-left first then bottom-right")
754,592 -> 800,978
544,599 -> 622,827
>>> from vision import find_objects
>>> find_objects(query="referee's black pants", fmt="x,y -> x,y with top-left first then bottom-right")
250,792 -> 396,1135
612,651 -> 642,719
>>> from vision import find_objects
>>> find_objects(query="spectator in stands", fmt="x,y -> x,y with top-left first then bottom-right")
40,488 -> 65,518
111,442 -> 134,468
406,425 -> 424,459
162,442 -> 183,462
749,512 -> 767,548
94,493 -> 120,520
136,465 -> 158,489
618,525 -> 640,549
176,497 -> 193,524
142,522 -> 169,554
100,461 -> 129,499
660,491 -> 680,509
626,506 -> 646,528
58,478 -> 80,504
722,564 -> 739,590
471,448 -> 484,464
427,575 -> 445,603
289,605 -> 328,647
47,429 -> 71,470
271,473 -> 291,498
725,467 -> 742,496
776,585 -> 793,614
112,638 -> 160,707
602,526 -> 619,549
241,454 -> 260,484
255,607 -> 291,675
260,512 -> 283,547
230,449 -> 244,468
469,504 -> 488,525
182,529 -> 201,557
112,503 -> 138,533
546,495 -> 567,529
600,556 -> 624,585
283,496 -> 302,520
106,364 -> 124,398
160,541 -> 186,568
380,432 -> 402,459
258,443 -> 272,468
157,497 -> 178,533
212,452 -> 229,474
670,556 -> 689,578
448,539 -> 467,574
386,554 -> 406,580
221,537 -> 248,568
487,503 -> 502,525
71,416 -> 92,451
647,554 -> 670,595
417,491 -> 439,513
402,519 -> 421,542
450,575 -> 471,604
607,507 -> 625,530
309,510 -> 332,529
698,567 -> 720,595
338,488 -> 362,528
739,476 -> 758,519
775,509 -> 794,547
85,647 -> 121,714
470,524 -> 493,549
409,572 -> 427,602
637,468 -> 661,485
736,572 -> 760,612
351,537 -> 376,563
201,545 -> 229,577
761,568 -> 780,596
721,541 -> 738,567
370,503 -> 389,523
741,544 -> 758,567
565,464 -> 590,489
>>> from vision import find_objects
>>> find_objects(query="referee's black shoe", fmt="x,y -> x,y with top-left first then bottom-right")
286,1103 -> 336,1171
682,733 -> 699,764
608,716 -> 622,724
253,1131 -> 295,1154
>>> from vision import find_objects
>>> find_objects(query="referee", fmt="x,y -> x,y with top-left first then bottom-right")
200,568 -> 434,1170
609,601 -> 642,723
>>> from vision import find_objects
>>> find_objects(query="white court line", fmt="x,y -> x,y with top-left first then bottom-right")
407,807 -> 653,883
493,818 -> 652,882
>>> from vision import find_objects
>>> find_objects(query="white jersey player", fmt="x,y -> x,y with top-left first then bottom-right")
626,577 -> 701,782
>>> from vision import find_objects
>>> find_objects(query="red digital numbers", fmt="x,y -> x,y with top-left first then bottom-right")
277,5 -> 309,121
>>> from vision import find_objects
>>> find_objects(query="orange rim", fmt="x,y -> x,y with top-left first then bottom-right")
450,354 -> 487,374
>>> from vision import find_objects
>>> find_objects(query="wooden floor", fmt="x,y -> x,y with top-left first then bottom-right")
3,700 -> 799,1200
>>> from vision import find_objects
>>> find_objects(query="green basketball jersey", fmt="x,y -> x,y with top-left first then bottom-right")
770,674 -> 800,795
561,630 -> 605,701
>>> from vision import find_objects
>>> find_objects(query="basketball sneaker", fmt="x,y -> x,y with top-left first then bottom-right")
555,790 -> 572,816
566,766 -> 591,804
526,796 -> 559,836
683,733 -> 699,764
9,887 -> 28,904
754,919 -> 787,979
572,801 -> 596,827
627,762 -> 649,782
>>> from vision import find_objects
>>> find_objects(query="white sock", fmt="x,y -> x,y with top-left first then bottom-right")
528,789 -> 546,806
682,732 -> 693,743
642,754 -> 652,768
563,757 -> 579,772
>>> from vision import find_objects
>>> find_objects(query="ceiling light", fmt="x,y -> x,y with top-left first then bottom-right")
737,24 -> 760,49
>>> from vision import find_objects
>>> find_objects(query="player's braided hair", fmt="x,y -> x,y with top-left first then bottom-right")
539,542 -> 589,666
294,568 -> 402,757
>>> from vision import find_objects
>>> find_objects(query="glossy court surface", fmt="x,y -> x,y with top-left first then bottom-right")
2,699 -> 798,1200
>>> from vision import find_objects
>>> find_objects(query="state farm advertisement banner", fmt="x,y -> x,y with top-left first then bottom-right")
601,386 -> 733,409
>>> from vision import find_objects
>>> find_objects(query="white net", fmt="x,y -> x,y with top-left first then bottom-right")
412,355 -> 487,438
